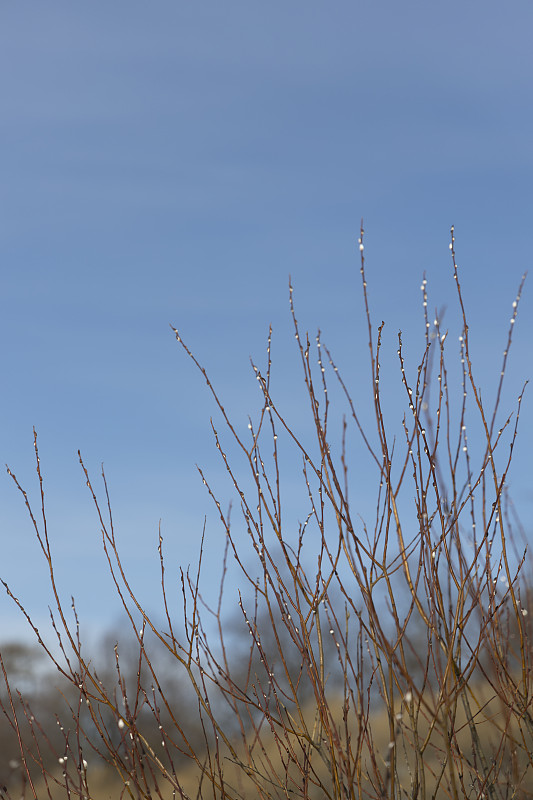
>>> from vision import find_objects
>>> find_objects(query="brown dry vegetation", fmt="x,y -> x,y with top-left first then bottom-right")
1,225 -> 531,799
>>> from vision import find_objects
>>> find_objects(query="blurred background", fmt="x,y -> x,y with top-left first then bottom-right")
1,1 -> 532,644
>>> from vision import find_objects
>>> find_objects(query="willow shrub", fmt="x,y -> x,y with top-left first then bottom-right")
1,226 -> 531,800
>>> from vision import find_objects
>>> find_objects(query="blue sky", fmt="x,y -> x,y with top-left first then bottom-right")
1,2 -> 532,642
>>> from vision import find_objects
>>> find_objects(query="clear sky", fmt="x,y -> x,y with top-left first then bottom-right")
1,1 -> 532,643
